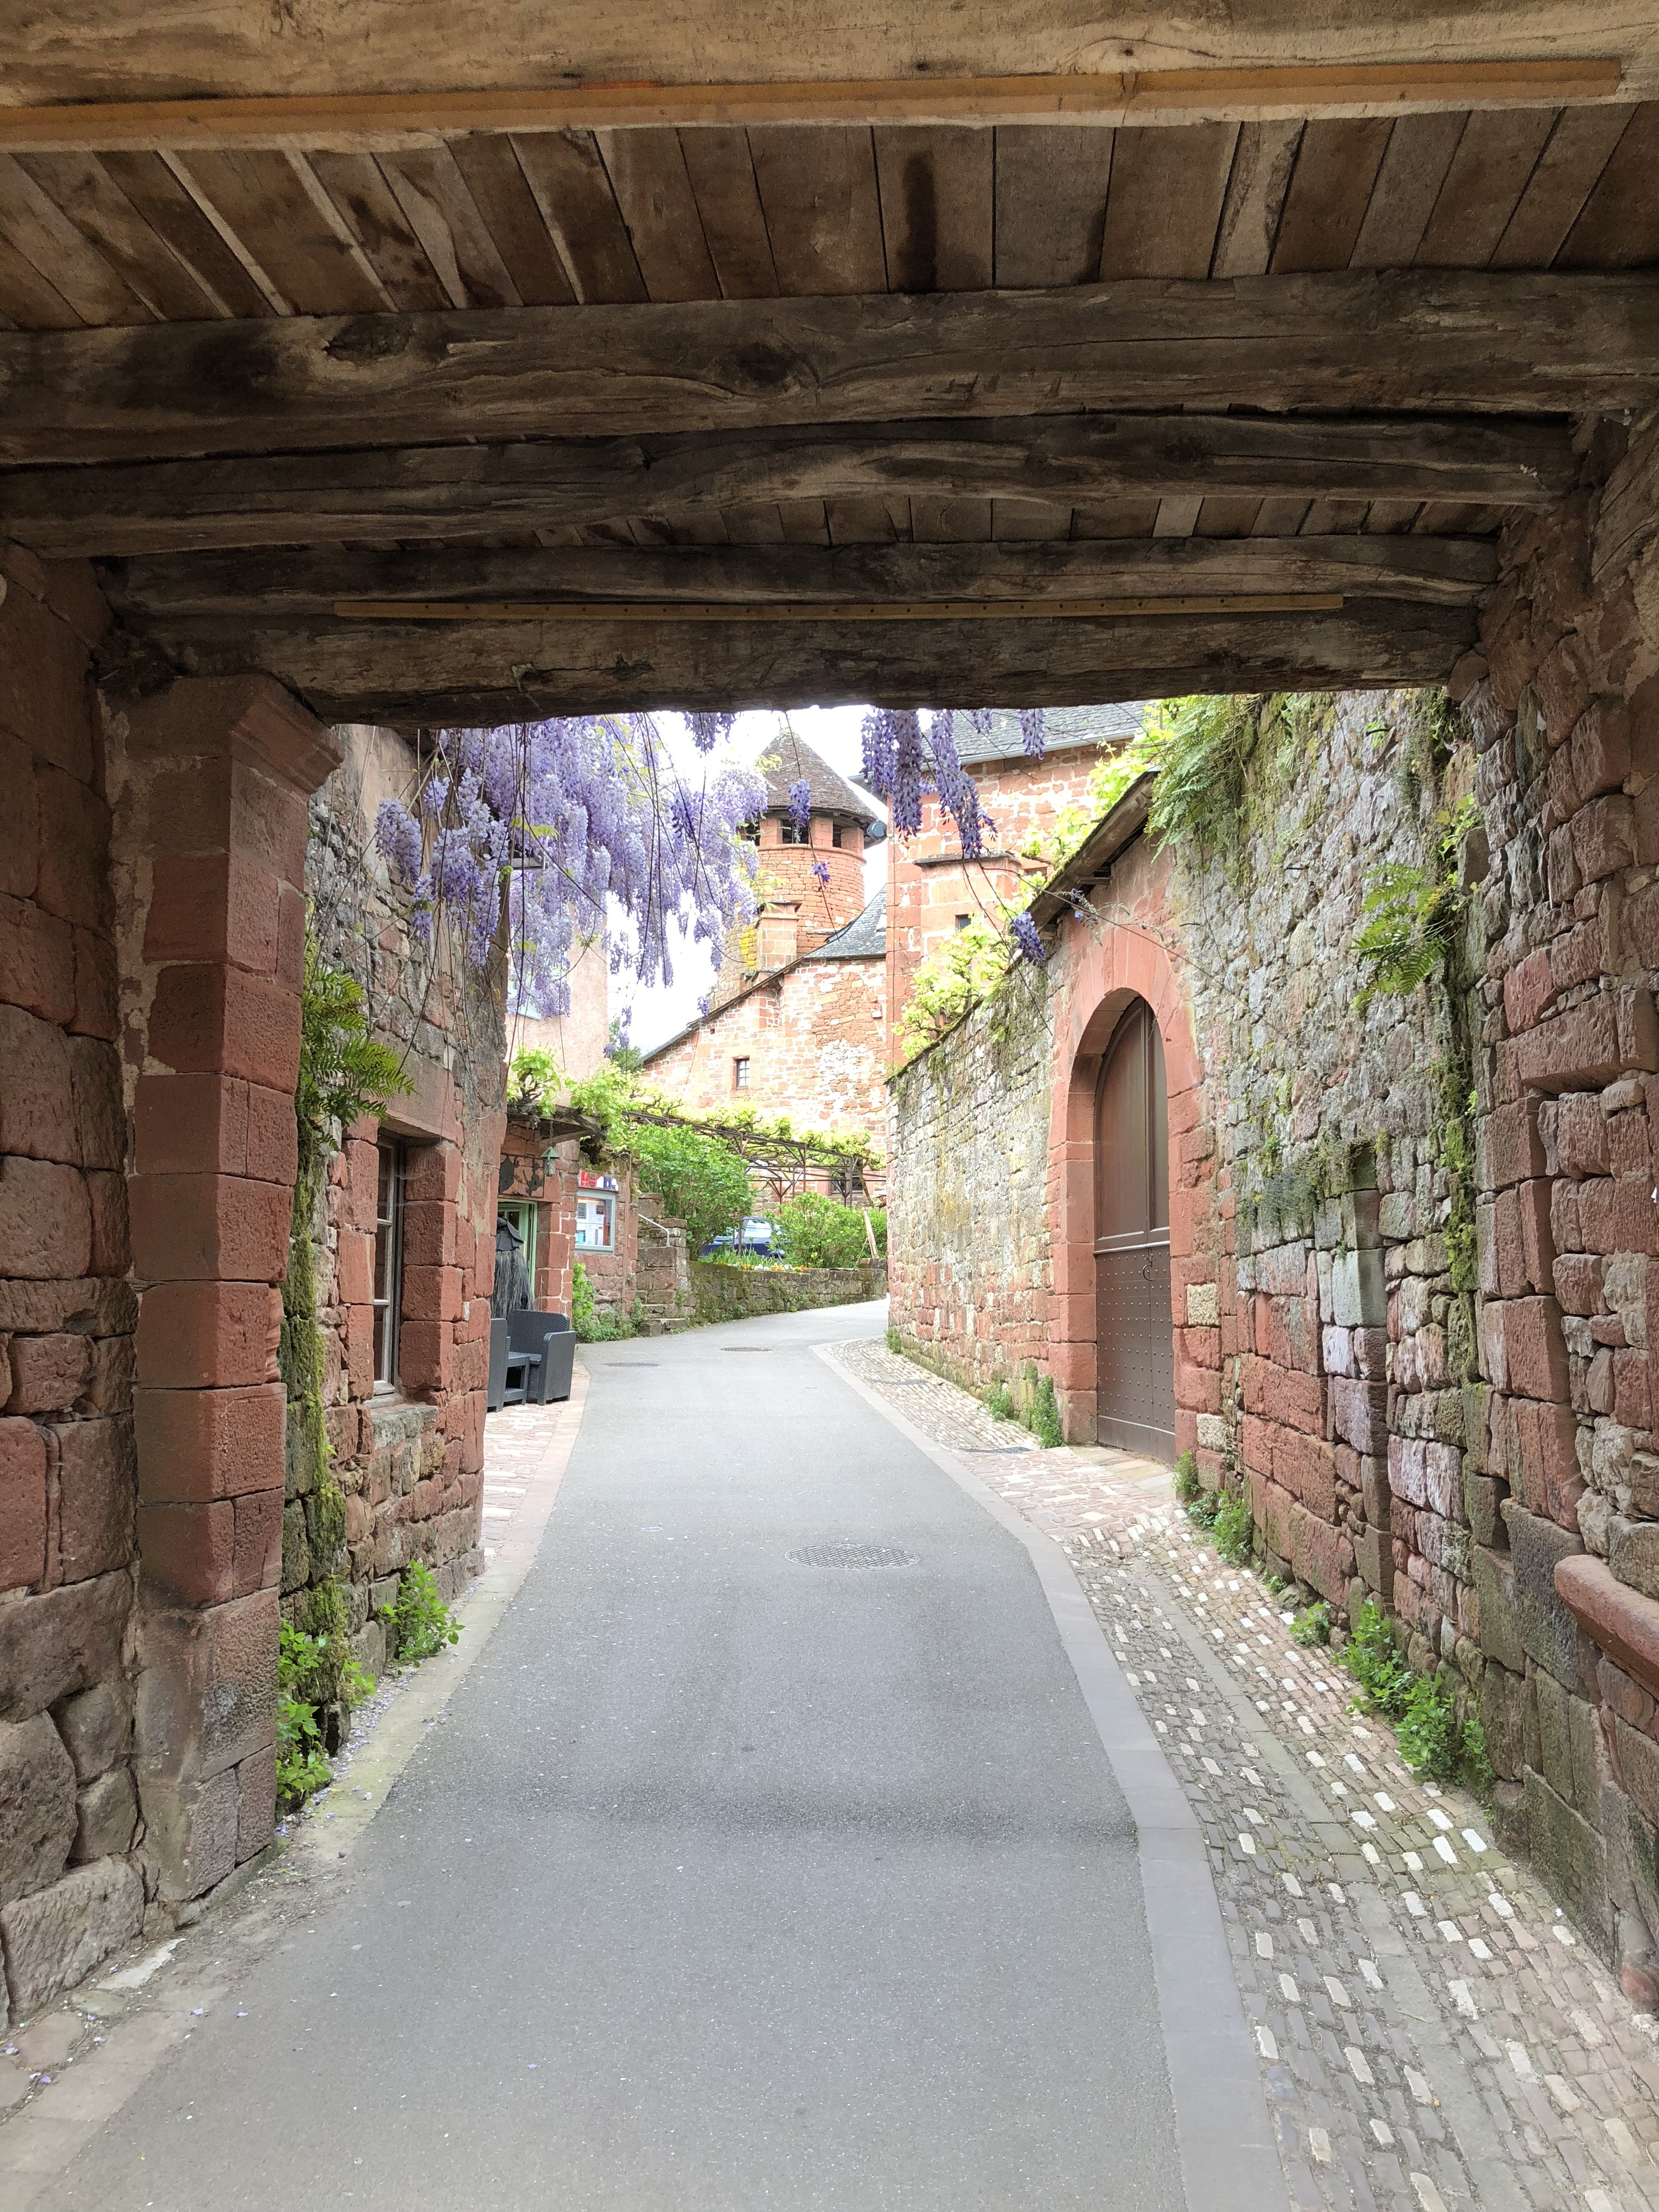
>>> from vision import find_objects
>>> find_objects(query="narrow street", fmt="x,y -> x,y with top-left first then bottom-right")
23,1304 -> 1262,2211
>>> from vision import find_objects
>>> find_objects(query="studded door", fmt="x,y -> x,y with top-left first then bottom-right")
1094,999 -> 1176,1459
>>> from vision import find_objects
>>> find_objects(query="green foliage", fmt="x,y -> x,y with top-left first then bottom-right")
1185,1488 -> 1222,1533
341,1652 -> 377,1708
1173,1448 -> 1201,1505
1213,1489 -> 1255,1566
776,1192 -> 885,1269
276,1622 -> 335,1810
1461,1713 -> 1495,1792
1022,723 -> 1169,872
1344,1599 -> 1412,1716
571,1262 -> 635,1341
1027,1373 -> 1063,1449
1144,692 -> 1328,872
629,1120 -> 751,1250
1353,796 -> 1480,1010
885,1324 -> 901,1355
391,1560 -> 461,1663
1343,1598 -> 1488,1787
297,936 -> 409,1171
508,1044 -> 561,1115
985,1380 -> 1016,1424
1291,1601 -> 1332,1648
900,917 -> 1014,1055
1395,1671 -> 1460,1780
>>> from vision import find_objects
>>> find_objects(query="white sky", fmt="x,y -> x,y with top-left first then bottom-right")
617,707 -> 886,1056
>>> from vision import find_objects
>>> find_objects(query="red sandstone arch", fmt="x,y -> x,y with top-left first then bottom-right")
1046,927 -> 1209,1452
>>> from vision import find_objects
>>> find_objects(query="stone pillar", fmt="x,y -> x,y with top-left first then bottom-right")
115,677 -> 342,1905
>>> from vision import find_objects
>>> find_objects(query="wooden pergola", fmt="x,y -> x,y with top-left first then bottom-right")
2,9 -> 1657,723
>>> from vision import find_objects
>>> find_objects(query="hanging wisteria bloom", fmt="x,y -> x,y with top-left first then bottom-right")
787,778 -> 813,835
373,716 -> 763,1016
811,859 -> 831,886
1009,911 -> 1047,966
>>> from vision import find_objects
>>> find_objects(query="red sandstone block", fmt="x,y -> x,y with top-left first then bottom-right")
1240,1414 -> 1274,1477
1517,1179 -> 1556,1292
71,926 -> 117,1042
244,1085 -> 298,1188
1557,1554 -> 1659,1703
1481,1099 -> 1546,1189
1504,948 -> 1554,1037
1610,1107 -> 1652,1181
0,1155 -> 91,1279
335,1229 -> 373,1307
405,1142 -> 459,1205
143,853 -> 281,977
345,1304 -> 374,1398
1615,1178 -> 1659,1255
0,583 -> 93,781
129,1173 -> 291,1284
1174,1355 -> 1220,1416
452,1335 -> 486,1392
1289,1507 -> 1353,1609
33,765 -> 108,933
57,1415 -> 135,1582
5,1331 -> 91,1414
135,1073 -> 248,1178
137,1500 -> 236,1605
0,1416 -> 48,1590
1331,1377 -> 1387,1455
1571,794 -> 1636,885
338,1139 -> 379,1233
1556,1091 -> 1609,1175
1501,1296 -> 1571,1402
148,964 -> 301,1093
135,1281 -> 280,1389
401,1199 -> 456,1269
1553,1253 -> 1603,1314
134,1382 -> 285,1503
0,1001 -> 77,1164
1576,1178 -> 1618,1254
1541,744 -> 1580,834
87,1169 -> 129,1277
1260,1360 -> 1324,1436
1515,1001 -> 1627,1093
233,1490 -> 283,1595
0,893 -> 75,1024
1535,636 -> 1595,745
0,730 -> 38,901
1276,1429 -> 1339,1521
1616,1349 -> 1653,1431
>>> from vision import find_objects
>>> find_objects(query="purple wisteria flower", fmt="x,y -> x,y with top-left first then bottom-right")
788,778 -> 813,835
811,859 -> 831,886
686,712 -> 738,754
1019,708 -> 1047,761
855,706 -> 1044,857
1010,911 -> 1047,965
373,716 -> 764,1016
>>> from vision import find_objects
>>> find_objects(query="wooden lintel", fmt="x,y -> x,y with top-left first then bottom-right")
2,274 -> 1636,471
0,61 -> 1624,152
127,596 -> 1474,723
97,538 -> 1500,621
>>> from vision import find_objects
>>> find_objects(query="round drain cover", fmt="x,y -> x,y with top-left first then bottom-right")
788,1542 -> 918,1571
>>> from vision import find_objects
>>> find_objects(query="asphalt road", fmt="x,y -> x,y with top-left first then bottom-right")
45,1303 -> 1187,2210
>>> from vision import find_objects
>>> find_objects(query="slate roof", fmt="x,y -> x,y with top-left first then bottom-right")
949,702 -> 1149,765
804,885 -> 886,962
757,727 -> 880,821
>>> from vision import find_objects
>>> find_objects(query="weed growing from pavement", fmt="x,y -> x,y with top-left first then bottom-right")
985,1379 -> 1016,1423
1027,1374 -> 1063,1448
885,1324 -> 902,1355
1213,1490 -> 1254,1565
1291,1600 -> 1332,1647
1343,1597 -> 1490,1788
392,1561 -> 462,1663
276,1623 -> 337,1811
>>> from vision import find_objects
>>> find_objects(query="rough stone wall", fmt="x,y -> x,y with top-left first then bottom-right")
690,1259 -> 886,1324
0,547 -> 144,2020
297,726 -> 505,1680
1458,413 -> 1659,1999
644,952 -> 888,1156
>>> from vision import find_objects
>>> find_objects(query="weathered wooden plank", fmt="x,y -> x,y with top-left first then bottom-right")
2,271 -> 1650,466
376,148 -> 522,308
509,131 -> 646,302
135,598 -> 1475,723
1209,121 -> 1303,277
1558,101 -> 1659,265
993,126 -> 1114,286
596,129 -> 721,302
1490,105 -> 1633,266
1348,112 -> 1467,267
101,536 -> 1499,620
677,130 -> 777,299
1098,123 -> 1238,278
97,152 -> 276,317
873,127 -> 993,292
1416,107 -> 1559,265
14,154 -> 226,320
444,137 -> 575,305
0,153 -> 152,324
4,411 -> 1568,555
171,149 -> 387,312
307,153 -> 450,310
1271,118 -> 1394,270
0,231 -> 80,328
1590,405 -> 1659,586
748,124 -> 886,294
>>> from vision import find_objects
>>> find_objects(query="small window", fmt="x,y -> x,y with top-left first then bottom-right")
954,913 -> 971,932
831,822 -> 847,849
372,1138 -> 405,1386
779,818 -> 808,845
575,1194 -> 614,1252
733,1056 -> 750,1091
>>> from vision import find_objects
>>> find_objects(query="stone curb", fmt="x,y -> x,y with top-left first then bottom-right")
0,1368 -> 592,2208
818,1341 -> 1290,2212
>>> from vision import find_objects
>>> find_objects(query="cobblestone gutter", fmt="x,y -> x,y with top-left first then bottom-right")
836,1338 -> 1659,2212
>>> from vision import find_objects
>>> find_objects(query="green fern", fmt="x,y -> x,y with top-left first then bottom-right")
298,936 -> 409,1165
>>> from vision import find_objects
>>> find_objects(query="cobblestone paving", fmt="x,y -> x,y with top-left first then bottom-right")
834,1338 -> 1659,2212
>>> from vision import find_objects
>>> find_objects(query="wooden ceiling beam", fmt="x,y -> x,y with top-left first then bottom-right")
1,273 -> 1652,469
10,412 -> 1565,556
116,596 -> 1474,723
0,62 -> 1625,152
101,536 -> 1500,620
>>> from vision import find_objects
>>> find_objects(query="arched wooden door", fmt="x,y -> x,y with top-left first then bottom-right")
1094,999 -> 1175,1458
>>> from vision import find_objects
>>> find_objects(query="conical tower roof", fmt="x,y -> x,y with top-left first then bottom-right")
757,728 -> 878,823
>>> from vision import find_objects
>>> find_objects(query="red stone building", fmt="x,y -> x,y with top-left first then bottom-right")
643,734 -> 890,1178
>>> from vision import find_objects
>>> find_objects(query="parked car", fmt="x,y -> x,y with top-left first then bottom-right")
702,1217 -> 778,1258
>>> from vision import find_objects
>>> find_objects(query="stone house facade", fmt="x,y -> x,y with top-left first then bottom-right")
0,551 -> 504,2022
886,412 -> 1659,1998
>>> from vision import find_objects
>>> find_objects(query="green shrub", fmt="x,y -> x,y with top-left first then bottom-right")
1173,1449 -> 1200,1504
985,1380 -> 1016,1423
628,1120 -> 752,1250
391,1561 -> 461,1664
276,1622 -> 334,1811
1344,1598 -> 1490,1788
571,1260 -> 637,1342
1213,1490 -> 1254,1565
776,1192 -> 885,1269
1027,1374 -> 1063,1448
1291,1601 -> 1332,1647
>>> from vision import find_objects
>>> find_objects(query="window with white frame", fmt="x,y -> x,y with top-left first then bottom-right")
575,1193 -> 614,1251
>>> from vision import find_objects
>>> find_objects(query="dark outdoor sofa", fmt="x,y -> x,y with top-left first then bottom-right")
486,1310 -> 576,1410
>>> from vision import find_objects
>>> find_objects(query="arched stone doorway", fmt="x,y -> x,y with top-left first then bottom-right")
1093,998 -> 1175,1458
